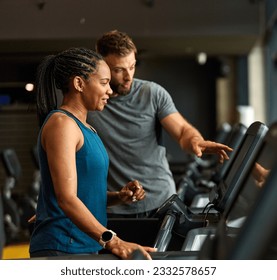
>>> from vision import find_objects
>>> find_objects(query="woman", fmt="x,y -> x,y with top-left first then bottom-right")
29,47 -> 156,259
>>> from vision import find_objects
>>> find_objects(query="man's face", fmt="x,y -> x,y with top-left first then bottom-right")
104,52 -> 136,96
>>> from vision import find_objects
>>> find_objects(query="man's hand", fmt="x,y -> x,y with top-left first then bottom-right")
191,137 -> 233,163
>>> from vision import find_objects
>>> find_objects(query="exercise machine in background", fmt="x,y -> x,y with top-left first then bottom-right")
0,148 -> 37,244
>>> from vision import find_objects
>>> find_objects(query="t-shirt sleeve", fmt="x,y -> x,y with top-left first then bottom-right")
152,82 -> 178,120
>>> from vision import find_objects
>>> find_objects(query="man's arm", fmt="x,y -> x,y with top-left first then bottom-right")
161,112 -> 232,163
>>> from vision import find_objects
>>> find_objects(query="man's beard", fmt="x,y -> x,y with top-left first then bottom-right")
110,82 -> 131,96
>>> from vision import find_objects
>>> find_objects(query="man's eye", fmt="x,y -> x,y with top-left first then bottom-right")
114,69 -> 123,73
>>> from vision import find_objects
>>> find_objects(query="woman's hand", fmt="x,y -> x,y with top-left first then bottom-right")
118,180 -> 146,203
106,236 -> 156,260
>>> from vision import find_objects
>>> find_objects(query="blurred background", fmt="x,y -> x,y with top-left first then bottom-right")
0,0 -> 276,257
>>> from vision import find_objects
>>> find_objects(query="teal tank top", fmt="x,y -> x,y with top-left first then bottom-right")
30,109 -> 109,254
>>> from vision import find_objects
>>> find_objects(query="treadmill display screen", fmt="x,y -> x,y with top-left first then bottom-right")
226,140 -> 274,226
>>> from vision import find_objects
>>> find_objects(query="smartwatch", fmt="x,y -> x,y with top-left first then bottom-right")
99,230 -> 117,248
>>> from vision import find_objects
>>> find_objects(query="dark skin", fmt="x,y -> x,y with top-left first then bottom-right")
107,180 -> 145,206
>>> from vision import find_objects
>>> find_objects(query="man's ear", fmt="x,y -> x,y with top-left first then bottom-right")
73,76 -> 84,92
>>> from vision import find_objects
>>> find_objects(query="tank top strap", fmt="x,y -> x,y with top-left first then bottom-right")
55,109 -> 82,125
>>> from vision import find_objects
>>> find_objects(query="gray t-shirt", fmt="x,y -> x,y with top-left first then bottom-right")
87,78 -> 178,214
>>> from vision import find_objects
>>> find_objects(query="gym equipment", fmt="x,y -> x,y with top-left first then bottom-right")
106,217 -> 160,247
209,121 -> 268,212
0,148 -> 36,243
222,122 -> 277,259
0,192 -> 6,259
151,194 -> 219,251
1,148 -> 23,243
183,121 -> 277,257
227,163 -> 277,259
151,194 -> 220,252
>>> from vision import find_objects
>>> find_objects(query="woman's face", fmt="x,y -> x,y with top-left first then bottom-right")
83,60 -> 113,111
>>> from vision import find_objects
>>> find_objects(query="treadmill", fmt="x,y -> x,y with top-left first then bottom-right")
183,121 -> 277,257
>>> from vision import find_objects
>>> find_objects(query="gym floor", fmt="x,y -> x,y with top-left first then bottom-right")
2,242 -> 29,259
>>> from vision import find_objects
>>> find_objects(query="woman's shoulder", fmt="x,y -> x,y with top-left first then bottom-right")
43,111 -> 79,134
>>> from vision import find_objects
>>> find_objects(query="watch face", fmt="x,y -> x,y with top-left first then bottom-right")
102,231 -> 113,242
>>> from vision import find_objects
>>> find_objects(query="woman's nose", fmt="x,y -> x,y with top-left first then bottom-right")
107,86 -> 113,95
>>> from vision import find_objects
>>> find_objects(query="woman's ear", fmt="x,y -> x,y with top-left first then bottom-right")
73,76 -> 84,93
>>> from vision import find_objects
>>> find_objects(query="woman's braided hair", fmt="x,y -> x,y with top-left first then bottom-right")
35,47 -> 103,126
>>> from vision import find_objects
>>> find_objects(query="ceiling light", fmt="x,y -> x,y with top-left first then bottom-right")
25,83 -> 34,92
197,52 -> 207,65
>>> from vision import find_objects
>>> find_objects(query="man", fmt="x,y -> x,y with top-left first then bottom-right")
87,30 -> 232,218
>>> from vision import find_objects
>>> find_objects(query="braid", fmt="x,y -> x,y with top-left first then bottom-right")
35,55 -> 57,127
35,47 -> 103,126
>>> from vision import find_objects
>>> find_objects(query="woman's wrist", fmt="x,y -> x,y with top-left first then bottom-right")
116,191 -> 122,202
105,235 -> 120,251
